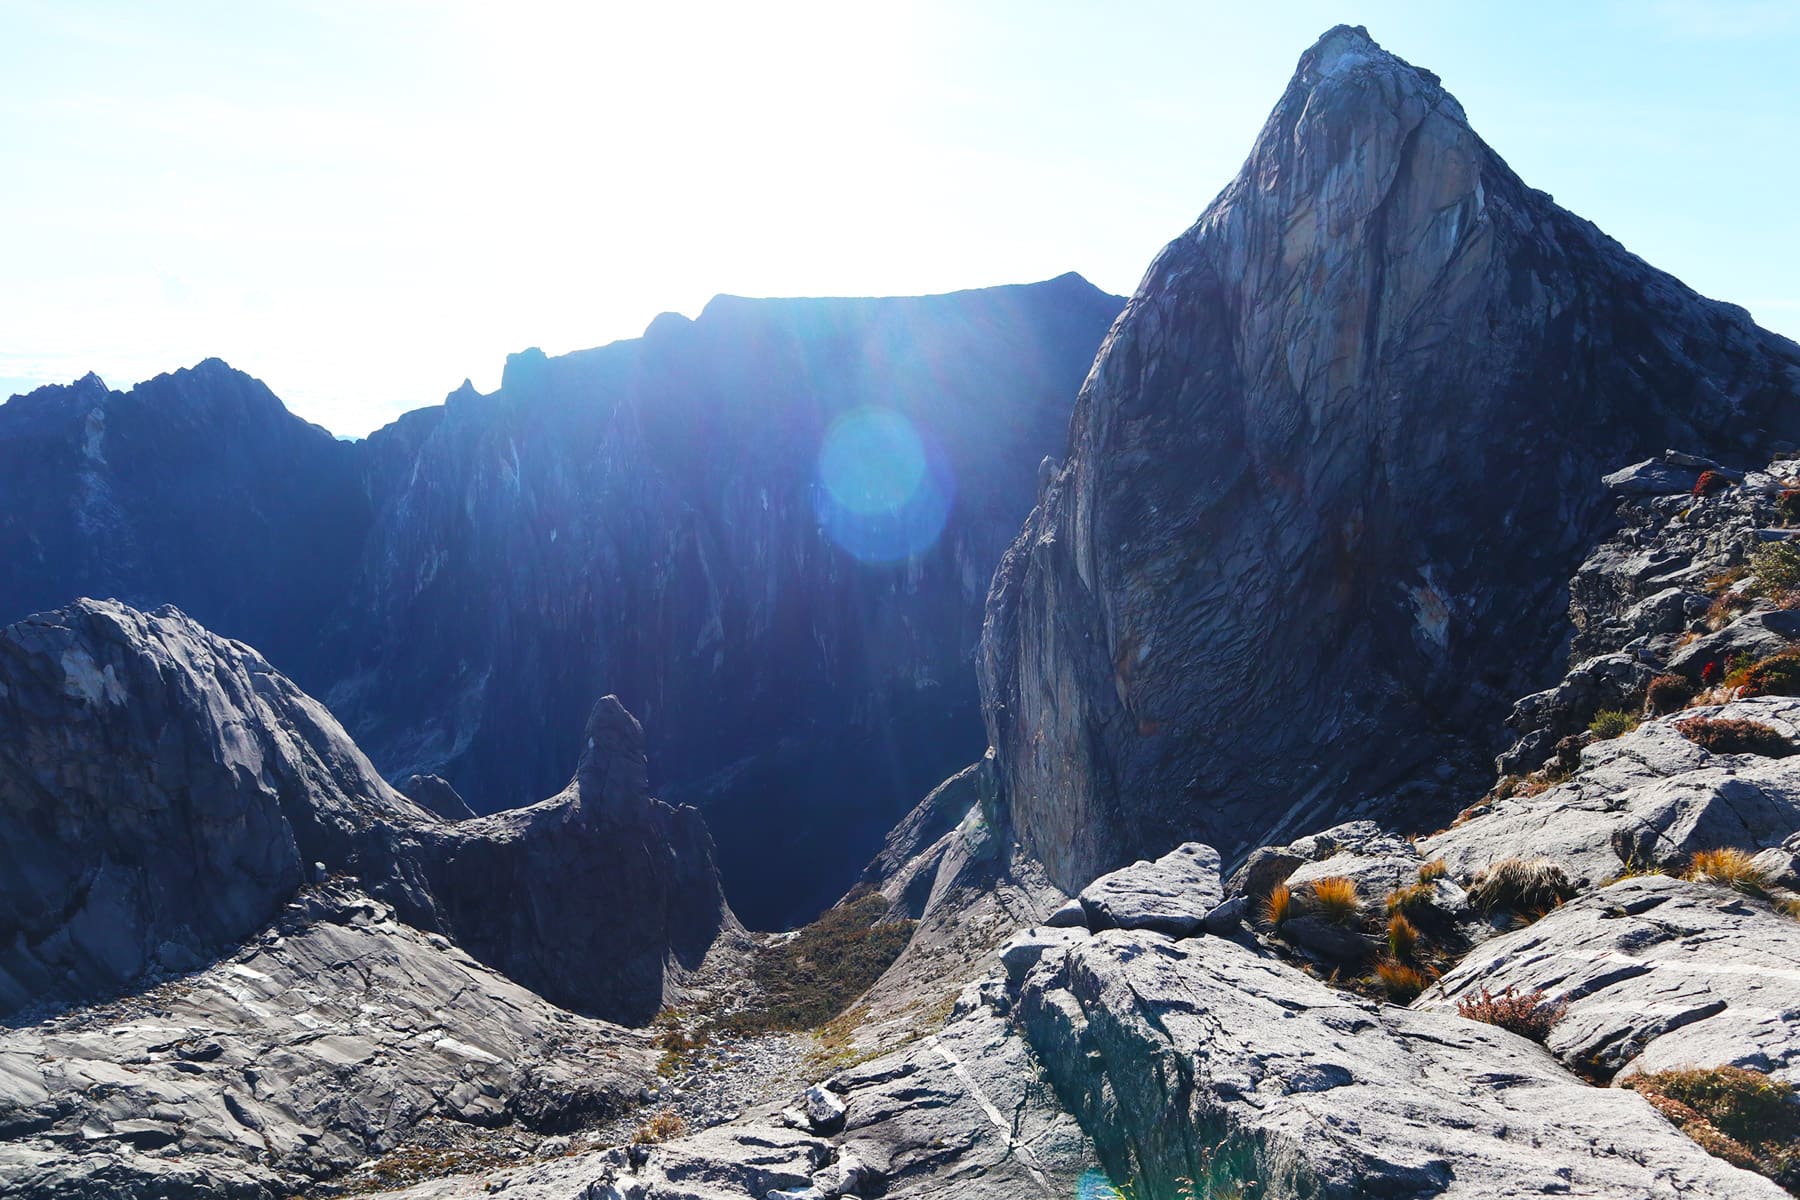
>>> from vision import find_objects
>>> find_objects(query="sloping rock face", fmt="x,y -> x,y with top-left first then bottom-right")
0,599 -> 431,1013
1423,695 -> 1800,888
354,1007 -> 1097,1200
978,25 -> 1800,890
1419,874 -> 1800,1085
0,278 -> 1122,928
0,883 -> 651,1200
1012,928 -> 1787,1199
0,599 -> 736,1025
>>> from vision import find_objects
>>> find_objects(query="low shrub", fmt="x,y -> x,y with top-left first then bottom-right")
1309,876 -> 1361,925
1779,489 -> 1800,526
1376,958 -> 1429,1003
1685,847 -> 1773,894
631,1109 -> 687,1144
1626,1066 -> 1800,1189
1752,543 -> 1800,595
1588,709 -> 1639,740
1675,716 -> 1796,757
1693,470 -> 1730,497
1467,857 -> 1577,917
1456,985 -> 1566,1042
1262,882 -> 1293,927
1386,912 -> 1420,961
1645,673 -> 1696,715
1732,647 -> 1800,698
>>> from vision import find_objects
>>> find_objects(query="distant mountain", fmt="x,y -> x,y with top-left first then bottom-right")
0,274 -> 1123,927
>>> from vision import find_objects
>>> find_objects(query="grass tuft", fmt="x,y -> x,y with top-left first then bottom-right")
631,1109 -> 687,1145
1588,709 -> 1639,740
1685,848 -> 1772,895
1262,882 -> 1293,927
1386,912 -> 1420,962
1417,858 -> 1448,883
1309,876 -> 1361,925
1376,958 -> 1430,1003
1466,857 -> 1577,918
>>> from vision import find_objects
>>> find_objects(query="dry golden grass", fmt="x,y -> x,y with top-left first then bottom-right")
631,1109 -> 687,1145
1376,959 -> 1429,1003
1417,858 -> 1448,882
1684,848 -> 1772,894
1262,882 -> 1293,927
1309,876 -> 1361,925
1466,857 -> 1577,917
1386,912 -> 1420,961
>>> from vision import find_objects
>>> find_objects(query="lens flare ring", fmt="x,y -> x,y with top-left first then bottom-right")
814,407 -> 953,563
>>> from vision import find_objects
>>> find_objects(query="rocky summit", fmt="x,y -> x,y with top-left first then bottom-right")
979,24 -> 1800,889
6,22 -> 1800,1200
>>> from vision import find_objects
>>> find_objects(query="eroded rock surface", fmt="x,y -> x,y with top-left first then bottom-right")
1015,929 -> 1787,1199
1419,874 -> 1800,1084
355,1009 -> 1096,1200
0,883 -> 650,1199
0,599 -> 739,1026
1424,696 -> 1800,888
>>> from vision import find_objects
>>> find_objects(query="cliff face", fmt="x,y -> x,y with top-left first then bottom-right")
0,599 -> 734,1024
0,276 -> 1122,928
330,274 -> 1121,926
979,27 -> 1800,890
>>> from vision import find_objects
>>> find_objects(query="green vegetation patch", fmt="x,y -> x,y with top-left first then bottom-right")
730,890 -> 916,1033
1627,1066 -> 1800,1193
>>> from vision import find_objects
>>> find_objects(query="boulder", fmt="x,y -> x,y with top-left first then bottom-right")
1603,457 -> 1708,496
399,772 -> 478,821
1077,842 -> 1222,937
1424,696 -> 1800,888
999,927 -> 1090,985
1418,875 -> 1800,1084
802,1085 -> 846,1135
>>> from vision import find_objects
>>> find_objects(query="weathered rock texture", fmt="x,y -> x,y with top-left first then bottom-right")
0,599 -> 430,1012
354,1007 -> 1096,1200
0,883 -> 651,1199
1420,874 -> 1800,1085
978,24 -> 1800,890
1015,928 -> 1788,1199
1424,695 -> 1800,889
0,599 -> 736,1025
0,278 -> 1123,928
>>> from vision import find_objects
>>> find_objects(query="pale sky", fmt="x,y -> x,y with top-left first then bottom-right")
2,1 -> 1797,437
